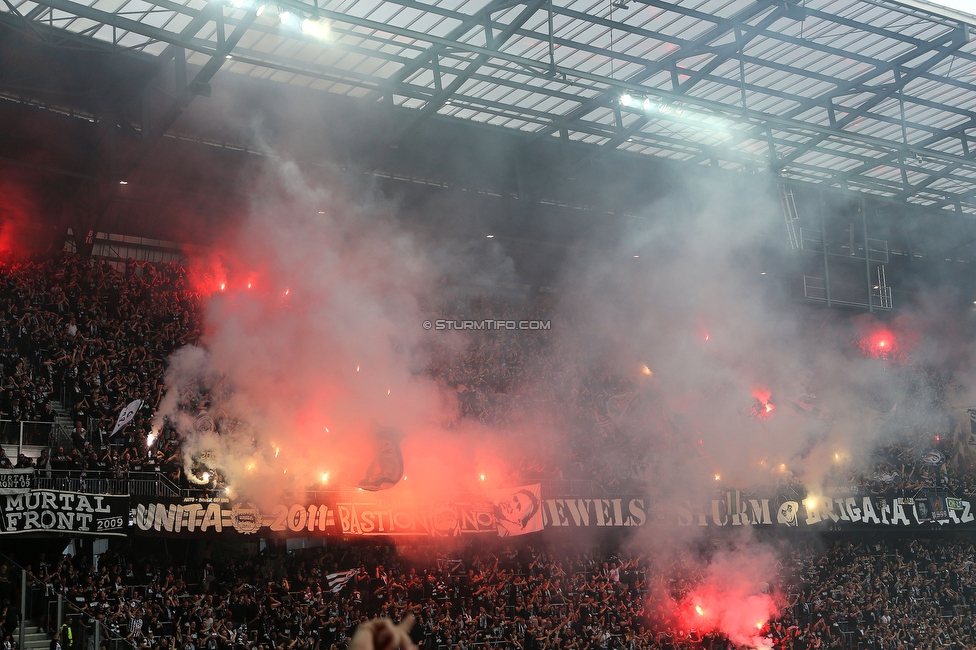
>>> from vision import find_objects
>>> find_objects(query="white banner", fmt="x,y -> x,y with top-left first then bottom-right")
0,469 -> 32,495
493,484 -> 544,537
111,399 -> 143,435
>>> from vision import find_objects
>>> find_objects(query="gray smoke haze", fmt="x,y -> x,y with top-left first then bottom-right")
153,157 -> 538,507
150,141 -> 975,642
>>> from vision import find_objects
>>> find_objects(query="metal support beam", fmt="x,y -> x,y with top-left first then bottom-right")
820,192 -> 832,308
388,0 -> 546,143
125,8 -> 257,174
861,199 -> 873,313
776,33 -> 967,169
531,0 -> 777,141
674,8 -> 783,97
362,0 -> 523,102
431,55 -> 442,93
42,4 -> 259,253
484,15 -> 494,48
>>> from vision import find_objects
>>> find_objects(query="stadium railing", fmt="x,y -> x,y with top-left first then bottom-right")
0,420 -> 63,456
33,471 -> 181,498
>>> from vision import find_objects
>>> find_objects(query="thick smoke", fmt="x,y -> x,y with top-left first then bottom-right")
546,174 -> 971,642
153,159 -> 530,506
152,147 -> 971,645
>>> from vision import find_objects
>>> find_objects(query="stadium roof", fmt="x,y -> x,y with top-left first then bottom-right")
1,0 -> 975,214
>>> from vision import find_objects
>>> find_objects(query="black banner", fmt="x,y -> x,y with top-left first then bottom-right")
132,495 -> 497,538
129,489 -> 976,538
0,491 -> 127,536
671,491 -> 976,529
132,496 -> 339,537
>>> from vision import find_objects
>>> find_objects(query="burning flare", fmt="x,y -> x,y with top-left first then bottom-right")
751,388 -> 774,419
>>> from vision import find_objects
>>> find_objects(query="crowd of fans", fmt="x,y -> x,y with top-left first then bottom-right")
0,251 -> 973,649
3,535 -> 975,650
422,295 -> 967,501
0,251 -> 972,500
0,253 -> 196,485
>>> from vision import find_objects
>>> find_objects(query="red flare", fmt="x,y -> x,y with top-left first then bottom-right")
751,388 -> 774,419
857,323 -> 900,359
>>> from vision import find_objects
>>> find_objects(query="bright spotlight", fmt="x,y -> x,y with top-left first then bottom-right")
232,0 -> 243,7
620,94 -> 632,107
301,18 -> 330,37
255,3 -> 265,15
642,97 -> 651,110
279,10 -> 292,23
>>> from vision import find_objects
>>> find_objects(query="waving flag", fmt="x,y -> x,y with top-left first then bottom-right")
325,569 -> 358,593
111,399 -> 143,435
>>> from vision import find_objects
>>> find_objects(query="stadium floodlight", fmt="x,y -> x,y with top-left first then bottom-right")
255,4 -> 266,15
279,9 -> 292,23
301,18 -> 330,38
620,94 -> 632,107
642,97 -> 651,110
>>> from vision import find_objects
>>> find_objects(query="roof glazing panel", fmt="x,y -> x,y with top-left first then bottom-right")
2,0 -> 975,212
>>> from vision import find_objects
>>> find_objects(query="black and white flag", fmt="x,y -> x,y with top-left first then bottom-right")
325,569 -> 358,593
111,399 -> 143,435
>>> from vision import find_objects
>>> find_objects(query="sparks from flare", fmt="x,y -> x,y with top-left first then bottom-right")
751,388 -> 774,419
641,365 -> 652,376
695,605 -> 704,616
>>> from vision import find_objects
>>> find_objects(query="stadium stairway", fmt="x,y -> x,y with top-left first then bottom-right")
20,622 -> 53,650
